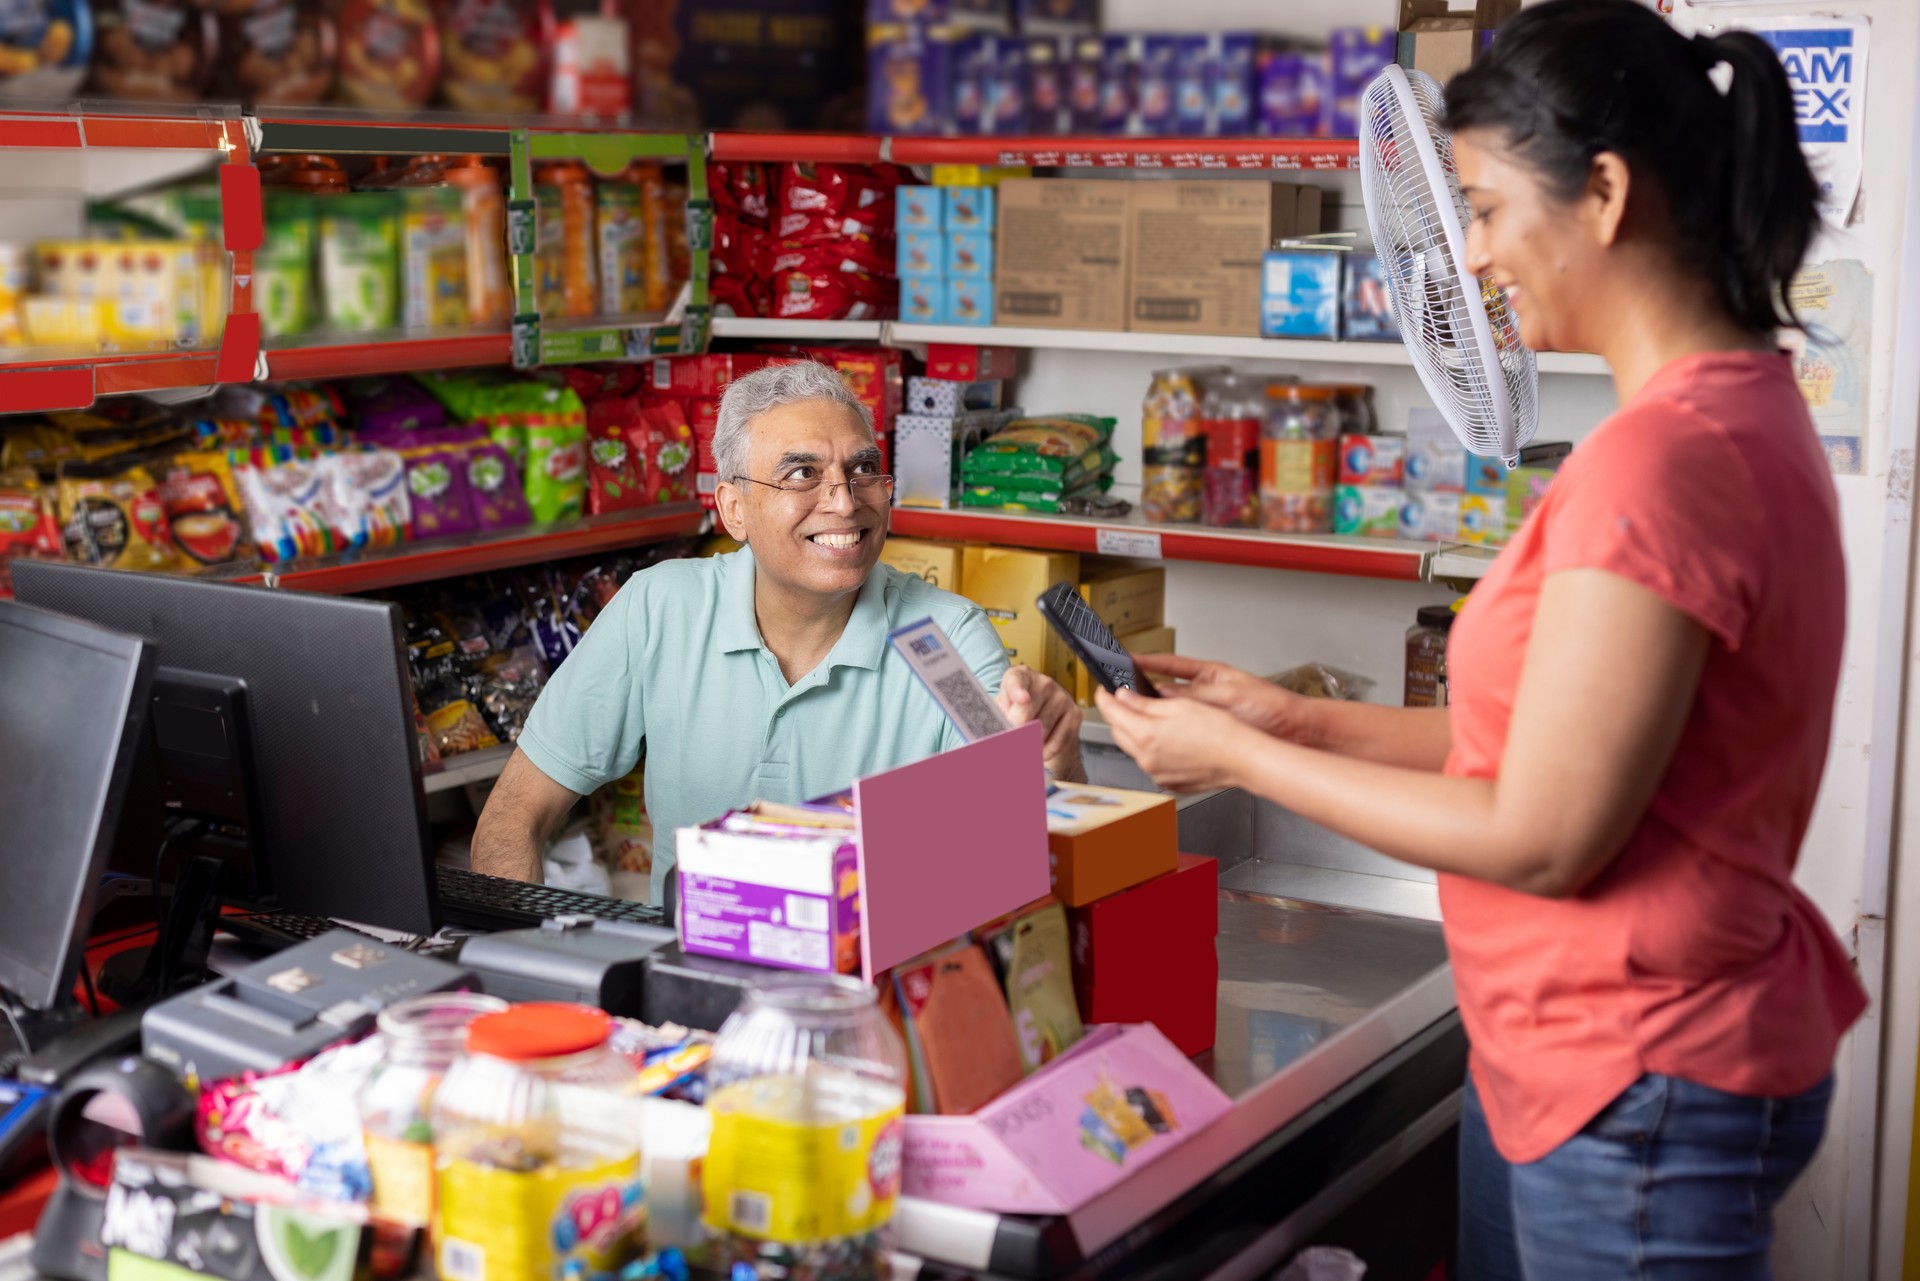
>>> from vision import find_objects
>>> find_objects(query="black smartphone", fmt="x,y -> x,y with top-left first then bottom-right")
1035,582 -> 1161,698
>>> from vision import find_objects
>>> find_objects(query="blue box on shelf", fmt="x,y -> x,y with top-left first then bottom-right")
947,231 -> 995,279
1173,36 -> 1214,136
945,186 -> 995,231
1261,249 -> 1341,339
1327,26 -> 1396,136
899,230 -> 946,279
898,185 -> 944,233
902,276 -> 948,324
949,277 -> 995,326
1135,34 -> 1181,136
1341,252 -> 1400,342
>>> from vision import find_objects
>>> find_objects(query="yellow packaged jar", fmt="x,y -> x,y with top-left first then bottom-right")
431,1003 -> 644,1281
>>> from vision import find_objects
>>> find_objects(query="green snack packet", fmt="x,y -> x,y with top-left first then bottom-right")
522,389 -> 588,523
259,190 -> 317,339
319,191 -> 400,332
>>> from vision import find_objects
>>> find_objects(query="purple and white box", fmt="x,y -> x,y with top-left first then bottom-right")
677,815 -> 861,975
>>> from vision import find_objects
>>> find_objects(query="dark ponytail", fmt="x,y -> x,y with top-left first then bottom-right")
1444,0 -> 1819,335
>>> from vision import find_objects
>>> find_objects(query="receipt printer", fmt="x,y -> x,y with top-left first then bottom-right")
143,930 -> 476,1083
457,915 -> 677,1017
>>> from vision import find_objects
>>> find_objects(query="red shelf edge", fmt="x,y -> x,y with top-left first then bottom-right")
710,133 -> 888,164
887,509 -> 1425,582
265,333 -> 513,380
885,135 -> 1361,169
269,508 -> 705,594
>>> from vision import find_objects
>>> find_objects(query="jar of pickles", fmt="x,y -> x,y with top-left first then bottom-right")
704,975 -> 909,1281
1141,366 -> 1224,524
357,991 -> 507,1229
432,1003 -> 644,1281
1200,374 -> 1263,528
1261,384 -> 1342,533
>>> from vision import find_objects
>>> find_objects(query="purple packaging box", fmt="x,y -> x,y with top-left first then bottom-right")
1014,0 -> 1094,34
986,34 -> 1027,134
677,817 -> 862,976
954,32 -> 996,135
1257,47 -> 1327,138
1214,33 -> 1260,136
1026,35 -> 1069,134
869,27 -> 961,136
1326,26 -> 1395,136
1173,36 -> 1213,136
1095,34 -> 1133,135
1134,34 -> 1179,136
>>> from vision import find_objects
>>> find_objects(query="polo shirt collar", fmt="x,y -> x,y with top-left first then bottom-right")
715,546 -> 892,672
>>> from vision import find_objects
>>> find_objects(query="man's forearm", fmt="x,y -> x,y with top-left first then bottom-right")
470,813 -> 547,882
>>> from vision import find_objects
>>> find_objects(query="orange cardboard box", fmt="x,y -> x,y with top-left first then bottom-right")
1045,784 -> 1178,907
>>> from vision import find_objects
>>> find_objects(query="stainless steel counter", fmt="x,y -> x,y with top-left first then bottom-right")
898,790 -> 1460,1278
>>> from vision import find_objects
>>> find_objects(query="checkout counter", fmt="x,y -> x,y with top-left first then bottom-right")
897,772 -> 1463,1281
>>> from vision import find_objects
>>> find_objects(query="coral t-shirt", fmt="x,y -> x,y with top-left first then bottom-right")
1440,350 -> 1867,1163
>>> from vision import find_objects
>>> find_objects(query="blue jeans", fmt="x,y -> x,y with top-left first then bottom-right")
1458,1069 -> 1833,1280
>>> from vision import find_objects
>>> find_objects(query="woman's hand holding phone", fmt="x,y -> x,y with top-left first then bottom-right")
1134,654 -> 1317,745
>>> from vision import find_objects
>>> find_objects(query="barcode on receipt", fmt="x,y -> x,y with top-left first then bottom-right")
933,668 -> 1005,738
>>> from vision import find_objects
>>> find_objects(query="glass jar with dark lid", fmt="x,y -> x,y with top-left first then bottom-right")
1405,604 -> 1457,708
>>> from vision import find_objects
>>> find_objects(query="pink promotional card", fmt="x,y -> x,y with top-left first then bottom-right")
853,719 -> 1051,981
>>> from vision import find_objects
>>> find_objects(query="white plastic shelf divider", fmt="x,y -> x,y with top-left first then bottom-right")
710,318 -> 886,341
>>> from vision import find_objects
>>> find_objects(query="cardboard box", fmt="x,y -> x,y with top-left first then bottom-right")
1079,563 -> 1165,633
1334,484 -> 1405,538
1342,251 -> 1400,342
925,342 -> 1018,380
1405,437 -> 1467,492
1014,0 -> 1095,36
901,275 -> 946,324
868,24 -> 961,136
881,536 -> 967,594
899,230 -> 944,279
1045,783 -> 1178,907
1129,182 -> 1322,337
995,179 -> 1132,330
1260,248 -> 1341,340
960,544 -> 1080,686
1025,34 -> 1070,133
869,0 -> 1010,28
900,1023 -> 1233,1214
1073,623 -> 1174,707
1339,433 -> 1406,486
1466,440 -> 1569,495
1396,0 -> 1519,85
1071,854 -> 1220,1055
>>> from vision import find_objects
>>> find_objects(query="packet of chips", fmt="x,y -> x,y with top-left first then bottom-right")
525,407 -> 587,524
0,471 -> 62,597
237,461 -> 334,563
401,448 -> 478,539
56,464 -> 186,572
623,401 -> 696,507
586,398 -> 648,516
319,451 -> 410,552
465,444 -> 532,531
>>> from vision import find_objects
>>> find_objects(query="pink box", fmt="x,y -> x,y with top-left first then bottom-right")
901,1023 -> 1234,1214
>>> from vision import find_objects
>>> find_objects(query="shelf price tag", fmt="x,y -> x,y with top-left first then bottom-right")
507,199 -> 538,257
1096,528 -> 1163,560
685,199 -> 714,253
511,314 -> 540,369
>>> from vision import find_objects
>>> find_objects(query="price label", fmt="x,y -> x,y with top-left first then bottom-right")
1096,528 -> 1163,559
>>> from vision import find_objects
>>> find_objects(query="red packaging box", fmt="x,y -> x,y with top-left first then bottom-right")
1070,854 -> 1220,1054
925,343 -> 1018,382
646,352 -> 797,397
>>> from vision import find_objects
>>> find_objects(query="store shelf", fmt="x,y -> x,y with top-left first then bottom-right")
889,505 -> 1434,582
710,133 -> 888,164
265,330 -> 512,380
710,317 -> 885,341
422,743 -> 516,794
1427,544 -> 1499,582
258,505 -> 704,594
887,136 -> 1361,170
886,322 -> 1611,376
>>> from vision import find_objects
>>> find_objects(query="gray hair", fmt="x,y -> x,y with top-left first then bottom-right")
714,361 -> 875,484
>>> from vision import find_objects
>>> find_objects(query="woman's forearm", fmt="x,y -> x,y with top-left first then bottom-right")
1303,700 -> 1453,771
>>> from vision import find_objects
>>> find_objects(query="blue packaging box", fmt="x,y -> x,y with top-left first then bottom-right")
1014,0 -> 1095,34
947,231 -> 994,279
899,230 -> 946,279
1257,48 -> 1326,138
868,0 -> 1010,29
1260,250 -> 1341,339
945,186 -> 995,231
1326,26 -> 1395,136
1068,34 -> 1105,134
986,36 -> 1028,134
1214,34 -> 1260,136
1026,35 -> 1070,134
869,27 -> 960,136
1135,35 -> 1180,136
902,276 -> 947,324
898,185 -> 943,233
1173,36 -> 1213,136
949,277 -> 994,326
1096,34 -> 1133,135
1342,252 -> 1400,342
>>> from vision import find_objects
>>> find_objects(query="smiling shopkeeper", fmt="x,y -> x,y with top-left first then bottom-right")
472,360 -> 1086,903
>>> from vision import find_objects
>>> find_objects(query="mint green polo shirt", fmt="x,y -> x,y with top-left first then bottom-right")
515,547 -> 1010,903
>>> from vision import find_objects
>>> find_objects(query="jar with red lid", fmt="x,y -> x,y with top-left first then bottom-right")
1199,373 -> 1262,529
431,1003 -> 644,1279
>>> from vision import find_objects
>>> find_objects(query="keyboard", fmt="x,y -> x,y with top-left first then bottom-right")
222,913 -> 379,949
433,865 -> 664,933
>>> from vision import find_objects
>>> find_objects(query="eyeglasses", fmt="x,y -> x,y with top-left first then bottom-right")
731,473 -> 895,504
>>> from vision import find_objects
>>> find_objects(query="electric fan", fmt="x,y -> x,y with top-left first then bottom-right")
1358,63 -> 1539,464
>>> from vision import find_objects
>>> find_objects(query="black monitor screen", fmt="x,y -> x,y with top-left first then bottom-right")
0,600 -> 153,1011
13,562 -> 436,934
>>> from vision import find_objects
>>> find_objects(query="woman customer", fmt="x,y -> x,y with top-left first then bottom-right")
1097,2 -> 1866,1277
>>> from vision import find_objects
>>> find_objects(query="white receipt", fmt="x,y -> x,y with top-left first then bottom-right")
888,617 -> 1014,743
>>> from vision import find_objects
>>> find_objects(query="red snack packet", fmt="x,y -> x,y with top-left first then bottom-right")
763,235 -> 896,281
561,364 -> 642,403
709,273 -> 762,318
713,213 -> 764,279
779,162 -> 899,221
623,400 -> 697,506
586,396 -> 648,514
713,161 -> 772,225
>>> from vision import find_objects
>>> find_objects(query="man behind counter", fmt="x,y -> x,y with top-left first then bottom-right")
472,361 -> 1085,903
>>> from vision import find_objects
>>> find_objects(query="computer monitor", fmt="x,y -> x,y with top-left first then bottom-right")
13,562 -> 438,935
0,599 -> 155,1018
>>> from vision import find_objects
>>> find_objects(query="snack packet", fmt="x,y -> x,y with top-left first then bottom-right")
56,465 -> 186,572
401,448 -> 477,539
526,412 -> 587,523
237,460 -> 334,562
465,444 -> 532,530
159,452 -> 249,565
586,397 -> 648,515
318,451 -> 410,551
623,400 -> 696,507
0,473 -> 62,597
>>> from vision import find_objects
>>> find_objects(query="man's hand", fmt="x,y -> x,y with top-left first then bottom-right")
998,665 -> 1086,782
